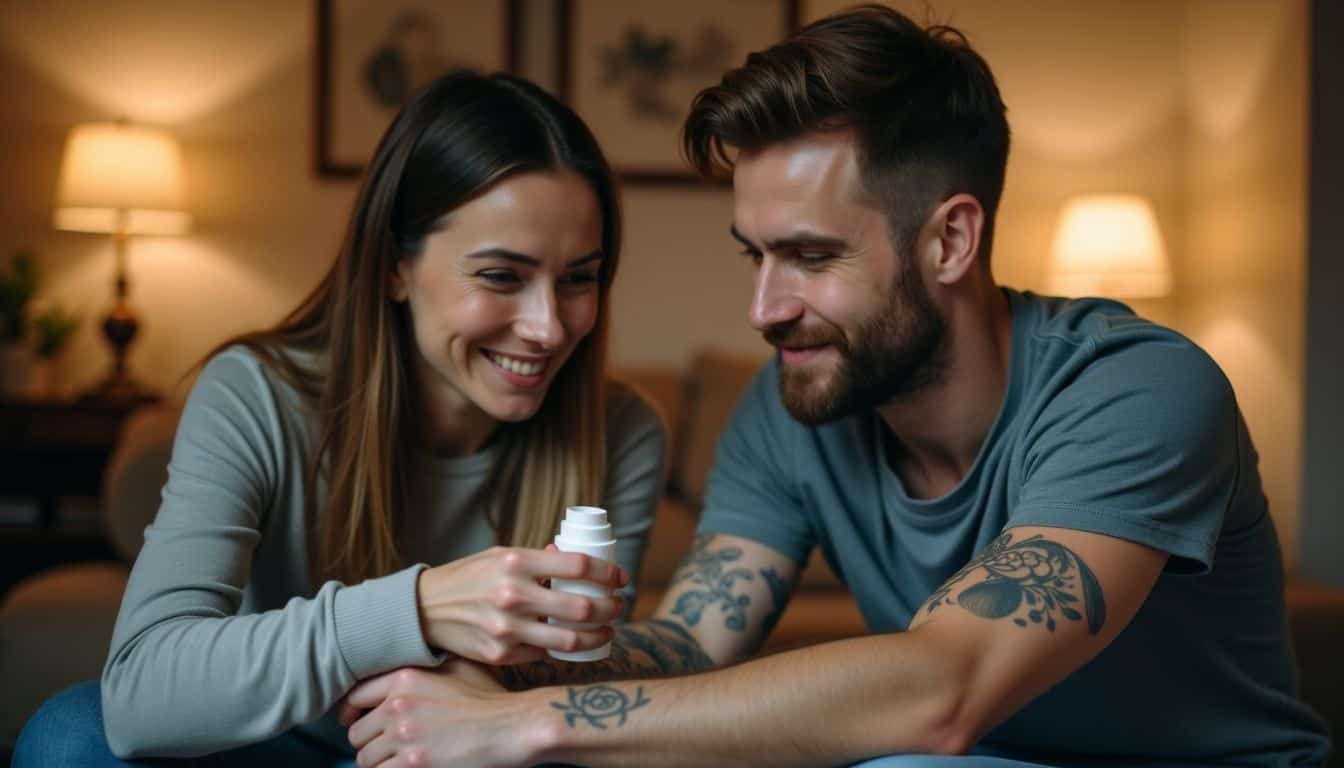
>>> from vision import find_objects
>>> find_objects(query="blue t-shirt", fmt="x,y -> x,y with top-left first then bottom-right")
698,289 -> 1329,767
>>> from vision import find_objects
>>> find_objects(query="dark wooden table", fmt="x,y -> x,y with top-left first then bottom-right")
0,396 -> 157,596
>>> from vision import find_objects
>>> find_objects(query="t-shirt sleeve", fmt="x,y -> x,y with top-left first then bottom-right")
1011,335 -> 1238,573
695,362 -> 813,565
602,383 -> 668,611
101,349 -> 440,759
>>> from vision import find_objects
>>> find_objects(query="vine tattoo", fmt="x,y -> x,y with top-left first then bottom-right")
671,535 -> 755,630
498,619 -> 714,690
922,532 -> 1106,634
551,685 -> 650,729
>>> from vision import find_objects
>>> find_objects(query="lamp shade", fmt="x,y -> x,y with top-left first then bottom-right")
53,122 -> 191,236
1045,195 -> 1171,298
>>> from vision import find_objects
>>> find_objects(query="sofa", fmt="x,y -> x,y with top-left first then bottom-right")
0,348 -> 1338,757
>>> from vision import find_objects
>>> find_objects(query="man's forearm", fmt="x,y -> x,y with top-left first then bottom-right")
498,618 -> 717,689
518,632 -> 968,768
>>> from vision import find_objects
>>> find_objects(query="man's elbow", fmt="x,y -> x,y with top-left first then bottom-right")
886,636 -> 987,758
912,677 -> 981,757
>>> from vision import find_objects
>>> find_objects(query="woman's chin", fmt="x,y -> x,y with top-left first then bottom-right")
484,397 -> 546,423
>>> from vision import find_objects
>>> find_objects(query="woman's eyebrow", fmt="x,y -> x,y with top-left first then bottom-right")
463,248 -> 604,267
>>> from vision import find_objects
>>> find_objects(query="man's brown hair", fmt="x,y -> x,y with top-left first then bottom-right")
683,4 -> 1010,258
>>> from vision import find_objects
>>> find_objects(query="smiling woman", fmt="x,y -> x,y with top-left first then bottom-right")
391,170 -> 605,435
13,71 -> 667,766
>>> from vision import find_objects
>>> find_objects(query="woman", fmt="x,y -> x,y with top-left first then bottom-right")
15,70 -> 664,766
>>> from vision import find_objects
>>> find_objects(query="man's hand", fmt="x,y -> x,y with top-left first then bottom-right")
340,660 -> 544,768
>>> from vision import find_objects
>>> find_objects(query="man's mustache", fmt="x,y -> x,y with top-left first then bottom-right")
763,321 -> 846,351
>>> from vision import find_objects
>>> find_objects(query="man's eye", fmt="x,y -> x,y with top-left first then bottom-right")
739,249 -> 763,264
562,271 -> 600,287
797,250 -> 833,263
479,270 -> 519,284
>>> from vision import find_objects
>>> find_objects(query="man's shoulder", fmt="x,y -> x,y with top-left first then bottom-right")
1018,291 -> 1228,393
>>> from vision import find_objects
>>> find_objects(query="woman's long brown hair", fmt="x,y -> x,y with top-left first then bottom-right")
202,72 -> 620,587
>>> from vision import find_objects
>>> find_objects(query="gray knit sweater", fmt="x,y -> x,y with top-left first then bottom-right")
100,347 -> 666,758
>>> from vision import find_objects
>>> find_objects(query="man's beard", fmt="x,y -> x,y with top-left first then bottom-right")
769,257 -> 949,426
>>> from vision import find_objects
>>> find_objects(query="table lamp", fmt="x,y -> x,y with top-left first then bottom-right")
53,121 -> 190,401
1045,195 -> 1171,299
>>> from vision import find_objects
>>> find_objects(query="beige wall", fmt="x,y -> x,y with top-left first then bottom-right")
1179,0 -> 1308,567
0,2 -> 1307,564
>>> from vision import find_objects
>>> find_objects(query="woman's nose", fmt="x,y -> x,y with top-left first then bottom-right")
515,286 -> 564,348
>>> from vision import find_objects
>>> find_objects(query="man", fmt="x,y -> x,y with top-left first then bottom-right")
341,6 -> 1330,766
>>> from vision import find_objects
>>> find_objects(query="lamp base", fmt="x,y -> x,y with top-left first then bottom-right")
79,298 -> 158,405
79,370 -> 158,404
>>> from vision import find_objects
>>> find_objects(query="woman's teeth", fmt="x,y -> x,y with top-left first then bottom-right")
486,351 -> 544,376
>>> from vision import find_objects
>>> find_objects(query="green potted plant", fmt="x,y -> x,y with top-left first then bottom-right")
29,303 -> 81,396
0,251 -> 39,397
0,251 -> 81,398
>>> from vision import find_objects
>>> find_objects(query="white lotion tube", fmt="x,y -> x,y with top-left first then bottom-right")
548,505 -> 616,661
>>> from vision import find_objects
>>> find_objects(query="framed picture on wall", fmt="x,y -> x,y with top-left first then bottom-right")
560,0 -> 799,184
314,0 -> 519,178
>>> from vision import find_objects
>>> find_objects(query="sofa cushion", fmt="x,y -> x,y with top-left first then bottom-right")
0,562 -> 129,749
672,350 -> 765,507
102,404 -> 180,561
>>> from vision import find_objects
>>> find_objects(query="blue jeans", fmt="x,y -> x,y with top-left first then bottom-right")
14,681 -> 357,767
851,758 -> 1046,767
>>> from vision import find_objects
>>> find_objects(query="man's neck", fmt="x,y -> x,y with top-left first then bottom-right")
876,285 -> 1013,500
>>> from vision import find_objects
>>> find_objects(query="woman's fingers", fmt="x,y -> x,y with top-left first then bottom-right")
516,580 -> 626,624
509,617 -> 614,654
347,697 -> 389,749
354,731 -> 397,768
510,548 -> 628,589
346,673 -> 395,711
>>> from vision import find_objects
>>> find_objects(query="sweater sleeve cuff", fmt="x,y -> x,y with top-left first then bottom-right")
333,564 -> 445,679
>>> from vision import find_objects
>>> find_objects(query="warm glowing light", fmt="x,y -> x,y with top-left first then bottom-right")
1046,195 -> 1171,298
53,123 -> 191,236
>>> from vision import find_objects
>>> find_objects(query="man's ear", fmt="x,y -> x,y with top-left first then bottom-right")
927,193 -> 985,285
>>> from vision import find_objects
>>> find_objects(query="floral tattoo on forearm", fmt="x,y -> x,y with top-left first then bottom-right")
551,685 -> 650,729
921,531 -> 1106,634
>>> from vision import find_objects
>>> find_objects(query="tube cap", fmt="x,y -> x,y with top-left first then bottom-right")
558,506 -> 612,544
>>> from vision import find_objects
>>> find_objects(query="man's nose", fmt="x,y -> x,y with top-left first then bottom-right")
749,257 -> 804,332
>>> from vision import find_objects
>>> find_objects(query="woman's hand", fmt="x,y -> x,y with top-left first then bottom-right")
416,546 -> 627,665
341,661 -> 541,768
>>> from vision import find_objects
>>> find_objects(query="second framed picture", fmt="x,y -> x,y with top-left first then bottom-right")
560,0 -> 799,184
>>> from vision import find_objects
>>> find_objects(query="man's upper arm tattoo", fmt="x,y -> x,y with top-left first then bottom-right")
921,531 -> 1107,635
671,534 -> 757,630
